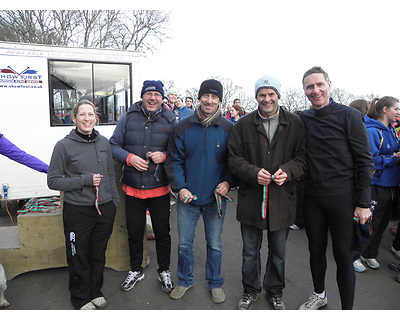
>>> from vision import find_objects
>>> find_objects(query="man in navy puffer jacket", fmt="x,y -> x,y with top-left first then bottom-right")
110,80 -> 177,294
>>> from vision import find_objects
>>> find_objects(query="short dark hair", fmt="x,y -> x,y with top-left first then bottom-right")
302,66 -> 330,84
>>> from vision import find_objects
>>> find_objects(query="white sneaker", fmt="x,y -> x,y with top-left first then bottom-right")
157,270 -> 174,293
120,270 -> 145,291
361,256 -> 380,269
290,224 -> 301,231
353,259 -> 366,273
299,293 -> 327,310
391,246 -> 400,260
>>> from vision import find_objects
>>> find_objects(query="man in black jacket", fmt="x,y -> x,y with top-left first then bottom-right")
299,67 -> 373,310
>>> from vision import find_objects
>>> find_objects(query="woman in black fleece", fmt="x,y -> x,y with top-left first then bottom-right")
48,99 -> 119,310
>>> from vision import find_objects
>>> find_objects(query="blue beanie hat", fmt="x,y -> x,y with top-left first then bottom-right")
141,80 -> 165,98
254,75 -> 281,98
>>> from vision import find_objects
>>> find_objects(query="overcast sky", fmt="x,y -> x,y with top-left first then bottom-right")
139,0 -> 399,101
11,0 -> 400,102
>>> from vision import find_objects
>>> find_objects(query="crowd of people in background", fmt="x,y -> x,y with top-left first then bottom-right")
2,66 -> 400,311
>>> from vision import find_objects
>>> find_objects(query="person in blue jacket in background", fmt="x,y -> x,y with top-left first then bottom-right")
353,96 -> 400,273
174,97 -> 194,120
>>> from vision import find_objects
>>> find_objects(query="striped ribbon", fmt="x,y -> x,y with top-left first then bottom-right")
214,189 -> 234,219
184,195 -> 197,203
261,185 -> 268,219
94,186 -> 102,215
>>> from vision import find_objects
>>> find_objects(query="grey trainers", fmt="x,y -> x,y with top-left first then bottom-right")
353,258 -> 367,273
299,293 -> 327,310
80,301 -> 96,310
267,296 -> 285,310
238,291 -> 259,310
361,256 -> 380,269
157,270 -> 174,293
91,297 -> 107,308
120,270 -> 145,291
170,284 -> 193,299
211,288 -> 225,303
391,246 -> 400,260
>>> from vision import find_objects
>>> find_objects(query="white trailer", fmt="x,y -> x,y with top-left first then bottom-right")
0,42 -> 142,200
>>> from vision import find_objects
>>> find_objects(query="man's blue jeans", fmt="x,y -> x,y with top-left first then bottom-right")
176,199 -> 226,289
241,223 -> 289,298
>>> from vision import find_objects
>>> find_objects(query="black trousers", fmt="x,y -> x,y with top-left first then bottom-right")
303,193 -> 355,310
125,193 -> 171,273
363,185 -> 396,258
63,201 -> 116,310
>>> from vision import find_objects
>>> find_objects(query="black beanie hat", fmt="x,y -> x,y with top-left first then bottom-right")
198,79 -> 223,102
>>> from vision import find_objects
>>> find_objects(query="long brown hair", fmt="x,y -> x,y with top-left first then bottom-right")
367,96 -> 399,120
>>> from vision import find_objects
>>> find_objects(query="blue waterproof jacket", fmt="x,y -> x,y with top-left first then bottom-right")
365,115 -> 400,187
176,106 -> 195,120
165,114 -> 235,206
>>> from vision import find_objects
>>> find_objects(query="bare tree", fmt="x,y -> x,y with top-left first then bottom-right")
209,75 -> 256,113
0,10 -> 58,44
280,88 -> 308,112
0,10 -> 170,52
331,87 -> 356,105
117,10 -> 171,51
51,10 -> 82,46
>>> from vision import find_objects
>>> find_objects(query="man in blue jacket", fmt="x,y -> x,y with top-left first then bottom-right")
165,79 -> 235,304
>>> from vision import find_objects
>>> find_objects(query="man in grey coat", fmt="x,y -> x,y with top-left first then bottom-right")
228,75 -> 307,310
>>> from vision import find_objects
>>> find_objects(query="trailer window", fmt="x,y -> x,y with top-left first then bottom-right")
49,60 -> 131,126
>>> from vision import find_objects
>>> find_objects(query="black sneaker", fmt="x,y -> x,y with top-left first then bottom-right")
120,270 -> 145,291
157,270 -> 174,293
389,263 -> 400,272
238,291 -> 259,310
267,295 -> 286,310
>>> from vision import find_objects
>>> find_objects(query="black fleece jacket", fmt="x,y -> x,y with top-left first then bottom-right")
301,99 -> 373,208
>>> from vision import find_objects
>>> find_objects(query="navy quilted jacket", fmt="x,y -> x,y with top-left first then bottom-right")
110,101 -> 177,190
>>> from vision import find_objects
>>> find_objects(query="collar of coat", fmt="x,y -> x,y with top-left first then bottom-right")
254,106 -> 289,126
